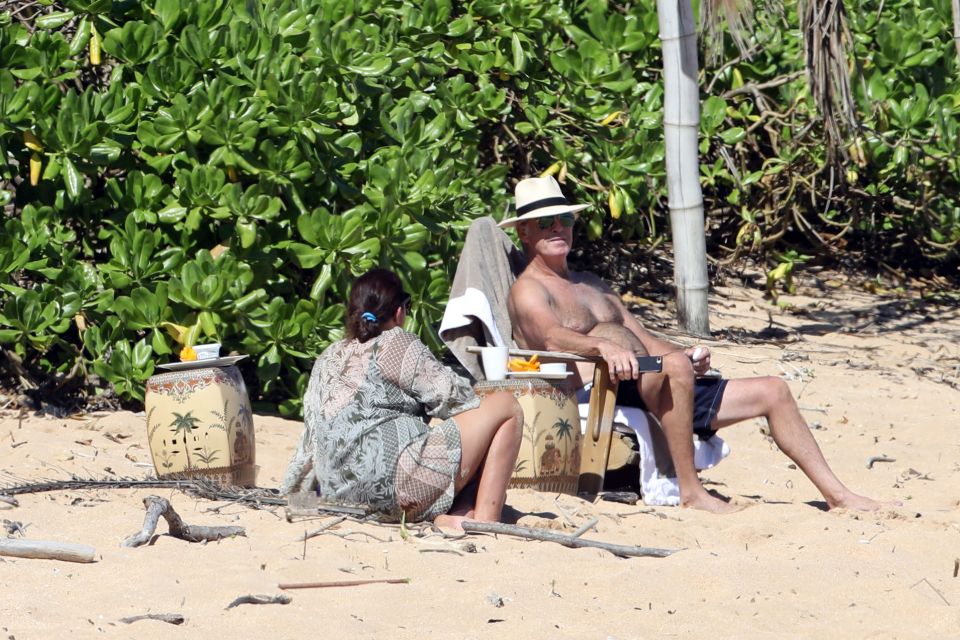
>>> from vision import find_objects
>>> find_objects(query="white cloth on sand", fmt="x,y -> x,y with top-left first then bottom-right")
577,401 -> 730,506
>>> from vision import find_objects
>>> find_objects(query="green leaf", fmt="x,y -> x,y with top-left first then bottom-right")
62,156 -> 83,199
36,11 -> 75,29
511,33 -> 525,72
719,127 -> 746,145
346,56 -> 391,77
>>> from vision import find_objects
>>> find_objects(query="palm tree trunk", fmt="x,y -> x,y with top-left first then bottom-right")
657,0 -> 711,336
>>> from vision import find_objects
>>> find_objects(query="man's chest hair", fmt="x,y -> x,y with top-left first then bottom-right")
547,277 -> 622,330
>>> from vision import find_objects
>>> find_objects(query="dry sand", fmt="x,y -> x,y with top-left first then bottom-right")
1,277 -> 958,639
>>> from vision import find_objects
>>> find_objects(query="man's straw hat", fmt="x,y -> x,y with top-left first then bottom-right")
498,176 -> 591,229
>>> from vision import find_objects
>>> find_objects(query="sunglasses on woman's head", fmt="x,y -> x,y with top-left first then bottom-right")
537,213 -> 576,230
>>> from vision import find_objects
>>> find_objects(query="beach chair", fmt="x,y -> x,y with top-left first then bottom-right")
440,217 -> 661,494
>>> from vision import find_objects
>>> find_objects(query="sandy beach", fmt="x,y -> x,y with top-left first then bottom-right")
1,275 -> 958,639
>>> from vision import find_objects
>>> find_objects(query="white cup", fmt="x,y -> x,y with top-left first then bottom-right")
479,346 -> 509,381
193,343 -> 221,361
539,363 -> 567,375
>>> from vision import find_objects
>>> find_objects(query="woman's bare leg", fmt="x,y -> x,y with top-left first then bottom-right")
434,391 -> 522,530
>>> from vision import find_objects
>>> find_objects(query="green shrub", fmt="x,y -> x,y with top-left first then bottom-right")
0,0 -> 957,413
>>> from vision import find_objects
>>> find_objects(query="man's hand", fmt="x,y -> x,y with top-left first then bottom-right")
597,342 -> 645,383
685,346 -> 711,376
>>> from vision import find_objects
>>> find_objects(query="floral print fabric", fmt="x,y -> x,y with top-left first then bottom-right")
280,327 -> 480,521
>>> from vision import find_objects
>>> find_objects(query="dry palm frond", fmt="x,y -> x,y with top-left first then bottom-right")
0,473 -> 284,504
800,0 -> 859,159
700,0 -> 759,65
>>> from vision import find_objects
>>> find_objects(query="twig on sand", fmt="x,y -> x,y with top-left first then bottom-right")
552,497 -> 582,527
226,594 -> 291,609
121,496 -> 246,548
299,516 -> 347,541
120,613 -> 185,625
570,517 -> 599,538
866,455 -> 896,469
418,547 -> 463,555
910,577 -> 950,606
461,521 -> 677,558
0,538 -> 95,563
0,495 -> 18,507
279,578 -> 410,590
323,529 -> 392,543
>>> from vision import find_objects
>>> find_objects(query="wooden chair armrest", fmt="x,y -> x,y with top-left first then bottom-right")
465,346 -> 662,373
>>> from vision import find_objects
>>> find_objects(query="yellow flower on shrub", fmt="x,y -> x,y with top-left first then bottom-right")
179,346 -> 197,361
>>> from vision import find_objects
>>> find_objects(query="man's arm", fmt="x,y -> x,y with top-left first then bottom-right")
600,280 -> 712,375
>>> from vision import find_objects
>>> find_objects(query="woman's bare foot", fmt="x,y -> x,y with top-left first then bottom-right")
433,514 -> 471,533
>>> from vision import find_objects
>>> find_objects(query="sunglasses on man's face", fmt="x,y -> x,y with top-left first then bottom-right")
536,213 -> 576,230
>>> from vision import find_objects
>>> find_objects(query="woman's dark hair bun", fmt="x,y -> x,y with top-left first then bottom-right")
346,269 -> 408,342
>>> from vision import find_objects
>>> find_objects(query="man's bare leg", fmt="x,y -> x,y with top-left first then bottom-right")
641,353 -> 739,513
713,377 -> 891,511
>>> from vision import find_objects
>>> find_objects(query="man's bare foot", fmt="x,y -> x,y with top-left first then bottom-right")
828,492 -> 902,512
680,490 -> 743,514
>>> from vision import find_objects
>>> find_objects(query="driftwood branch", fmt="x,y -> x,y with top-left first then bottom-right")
120,613 -> 185,625
0,538 -> 96,563
122,496 -> 246,548
226,594 -> 291,609
278,578 -> 410,590
461,521 -> 677,558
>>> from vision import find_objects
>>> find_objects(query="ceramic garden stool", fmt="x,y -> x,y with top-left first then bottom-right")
145,362 -> 256,487
474,378 -> 582,495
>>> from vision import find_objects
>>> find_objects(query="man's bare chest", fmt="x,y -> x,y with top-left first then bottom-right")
547,281 -> 621,333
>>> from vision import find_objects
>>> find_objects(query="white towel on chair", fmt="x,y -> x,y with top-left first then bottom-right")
439,286 -> 507,348
578,403 -> 731,506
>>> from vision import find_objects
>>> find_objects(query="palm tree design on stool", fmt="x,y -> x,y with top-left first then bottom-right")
553,417 -> 574,475
169,411 -> 201,470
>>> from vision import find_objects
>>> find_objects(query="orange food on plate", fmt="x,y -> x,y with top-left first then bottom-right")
508,354 -> 539,372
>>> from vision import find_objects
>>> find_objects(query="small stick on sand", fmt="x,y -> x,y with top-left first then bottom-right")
866,455 -> 896,469
0,494 -> 18,507
120,613 -> 185,625
0,538 -> 95,563
226,594 -> 291,609
121,495 -> 246,548
461,521 -> 677,558
278,578 -> 410,590
570,517 -> 599,538
299,515 -> 347,541
910,577 -> 950,606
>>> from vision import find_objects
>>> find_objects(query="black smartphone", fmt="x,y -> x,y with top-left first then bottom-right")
637,355 -> 662,373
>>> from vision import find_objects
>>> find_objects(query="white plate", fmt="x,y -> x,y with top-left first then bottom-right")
156,355 -> 248,372
506,371 -> 574,380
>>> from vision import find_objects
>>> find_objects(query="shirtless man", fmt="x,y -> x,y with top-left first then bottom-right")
503,176 -> 886,513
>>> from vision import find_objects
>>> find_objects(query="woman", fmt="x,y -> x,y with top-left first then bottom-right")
281,269 -> 522,530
